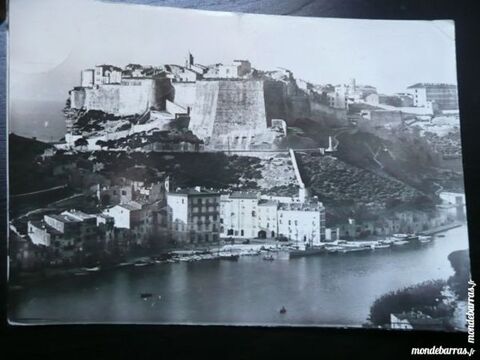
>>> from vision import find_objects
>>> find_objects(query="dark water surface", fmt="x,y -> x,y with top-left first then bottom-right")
9,226 -> 469,326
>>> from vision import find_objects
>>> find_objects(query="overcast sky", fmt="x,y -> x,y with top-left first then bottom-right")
10,0 -> 458,102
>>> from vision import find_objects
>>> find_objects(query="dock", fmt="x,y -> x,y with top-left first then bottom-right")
418,222 -> 464,236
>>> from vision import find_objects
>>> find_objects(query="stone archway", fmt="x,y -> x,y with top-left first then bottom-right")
258,230 -> 267,239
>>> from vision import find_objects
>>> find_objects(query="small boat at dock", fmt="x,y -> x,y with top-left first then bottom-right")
418,235 -> 433,244
84,266 -> 100,272
263,255 -> 274,261
325,246 -> 343,253
393,233 -> 419,241
392,240 -> 409,246
134,260 -> 155,267
338,247 -> 370,253
219,254 -> 239,261
373,243 -> 391,249
289,247 -> 325,258
117,262 -> 133,267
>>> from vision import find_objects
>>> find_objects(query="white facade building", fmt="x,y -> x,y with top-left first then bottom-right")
438,191 -> 466,221
277,202 -> 325,246
27,210 -> 105,262
220,192 -> 259,239
94,65 -> 123,85
257,200 -> 278,239
204,60 -> 252,79
103,202 -> 143,230
166,187 -> 221,243
81,69 -> 95,87
218,192 -> 326,243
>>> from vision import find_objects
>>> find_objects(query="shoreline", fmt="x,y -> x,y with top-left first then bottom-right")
9,222 -> 467,287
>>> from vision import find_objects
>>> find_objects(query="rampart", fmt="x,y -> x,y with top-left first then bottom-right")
172,82 -> 197,111
69,78 -> 172,116
188,80 -> 270,149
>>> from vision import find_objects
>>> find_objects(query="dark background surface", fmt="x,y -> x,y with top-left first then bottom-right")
1,0 -> 479,358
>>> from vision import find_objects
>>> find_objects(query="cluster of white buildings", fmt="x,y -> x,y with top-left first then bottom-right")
76,55 -> 252,92
27,210 -> 115,264
325,79 -> 458,117
327,78 -> 378,109
26,171 -> 331,263
166,187 -> 327,247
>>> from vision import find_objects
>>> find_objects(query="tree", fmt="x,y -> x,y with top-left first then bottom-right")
368,279 -> 447,326
74,137 -> 89,151
447,250 -> 470,300
96,140 -> 107,149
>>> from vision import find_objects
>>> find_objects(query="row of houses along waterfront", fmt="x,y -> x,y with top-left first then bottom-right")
167,188 -> 326,246
17,179 -> 327,267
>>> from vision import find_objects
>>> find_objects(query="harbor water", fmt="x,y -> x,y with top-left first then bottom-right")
9,225 -> 469,327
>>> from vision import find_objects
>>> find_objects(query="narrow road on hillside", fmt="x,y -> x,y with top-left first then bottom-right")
11,185 -> 68,198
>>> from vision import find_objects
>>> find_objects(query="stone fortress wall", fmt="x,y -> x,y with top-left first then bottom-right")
185,79 -> 281,150
70,78 -> 172,116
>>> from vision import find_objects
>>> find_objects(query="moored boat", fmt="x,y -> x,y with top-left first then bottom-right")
134,260 -> 155,267
84,266 -> 101,272
418,235 -> 433,243
219,254 -> 239,261
373,243 -> 391,249
289,247 -> 325,258
325,246 -> 343,253
117,262 -> 133,267
393,233 -> 419,241
338,246 -> 370,253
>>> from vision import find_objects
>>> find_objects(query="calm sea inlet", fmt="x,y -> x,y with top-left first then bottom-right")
9,226 -> 469,326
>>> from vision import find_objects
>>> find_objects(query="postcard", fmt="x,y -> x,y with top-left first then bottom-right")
8,0 -> 470,330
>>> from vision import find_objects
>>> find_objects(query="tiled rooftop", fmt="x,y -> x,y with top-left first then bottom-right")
278,201 -> 324,212
229,191 -> 259,199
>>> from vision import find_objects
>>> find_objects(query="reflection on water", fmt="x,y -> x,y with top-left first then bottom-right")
9,226 -> 470,326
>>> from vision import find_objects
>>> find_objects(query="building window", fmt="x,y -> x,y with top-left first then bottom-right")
241,230 -> 244,236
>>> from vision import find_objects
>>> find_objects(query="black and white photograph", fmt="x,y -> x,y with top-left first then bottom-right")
7,0 -> 472,332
